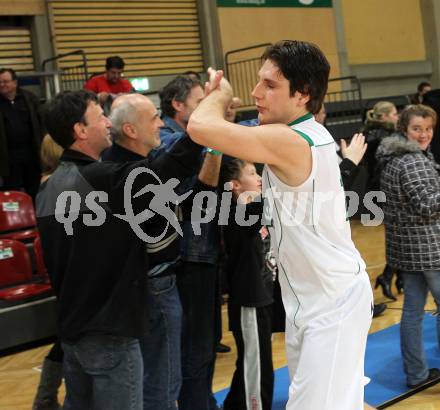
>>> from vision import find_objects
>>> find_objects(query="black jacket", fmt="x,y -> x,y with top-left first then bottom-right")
361,120 -> 395,190
339,158 -> 358,190
102,142 -> 216,277
0,87 -> 44,176
223,199 -> 274,309
36,136 -> 202,342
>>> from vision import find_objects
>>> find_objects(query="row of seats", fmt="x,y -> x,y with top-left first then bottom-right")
0,191 -> 53,304
0,191 -> 38,241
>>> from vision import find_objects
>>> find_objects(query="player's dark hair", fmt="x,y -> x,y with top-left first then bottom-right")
262,40 -> 330,114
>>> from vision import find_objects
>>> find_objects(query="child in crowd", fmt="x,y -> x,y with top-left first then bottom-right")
220,158 -> 276,410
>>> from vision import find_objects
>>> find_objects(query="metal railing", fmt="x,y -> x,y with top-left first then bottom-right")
324,76 -> 364,141
225,43 -> 271,109
42,49 -> 89,93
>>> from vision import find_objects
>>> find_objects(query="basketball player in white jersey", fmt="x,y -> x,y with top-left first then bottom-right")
187,41 -> 374,410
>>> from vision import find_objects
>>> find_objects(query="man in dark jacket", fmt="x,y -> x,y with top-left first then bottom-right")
102,93 -> 221,410
0,68 -> 44,198
36,90 -> 204,410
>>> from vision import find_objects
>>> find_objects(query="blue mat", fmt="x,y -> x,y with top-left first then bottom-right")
364,313 -> 440,407
215,314 -> 439,409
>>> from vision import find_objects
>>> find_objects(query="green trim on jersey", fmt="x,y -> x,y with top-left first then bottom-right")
288,113 -> 314,126
314,141 -> 335,148
294,129 -> 314,147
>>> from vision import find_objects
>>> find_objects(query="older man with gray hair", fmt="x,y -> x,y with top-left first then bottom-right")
103,93 -> 162,161
102,93 -> 222,410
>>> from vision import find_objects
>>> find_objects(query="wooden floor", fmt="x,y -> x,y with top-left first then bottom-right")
1,222 -> 439,409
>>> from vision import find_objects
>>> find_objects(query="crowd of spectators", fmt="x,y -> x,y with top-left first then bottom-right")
1,54 -> 440,409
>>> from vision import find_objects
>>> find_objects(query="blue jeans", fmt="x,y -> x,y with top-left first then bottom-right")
62,335 -> 143,410
140,274 -> 182,410
177,262 -> 218,410
400,271 -> 440,385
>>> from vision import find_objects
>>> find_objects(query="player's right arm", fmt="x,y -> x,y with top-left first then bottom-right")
187,70 -> 312,187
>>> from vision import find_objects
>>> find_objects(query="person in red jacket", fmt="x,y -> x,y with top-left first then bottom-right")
84,56 -> 133,106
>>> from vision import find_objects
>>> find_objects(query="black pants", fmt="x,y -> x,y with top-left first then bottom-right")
177,261 -> 219,410
47,340 -> 64,363
224,303 -> 274,410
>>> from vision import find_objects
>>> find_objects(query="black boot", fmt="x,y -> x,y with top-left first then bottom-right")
375,265 -> 396,301
216,342 -> 231,353
373,303 -> 387,318
395,271 -> 404,294
32,358 -> 63,410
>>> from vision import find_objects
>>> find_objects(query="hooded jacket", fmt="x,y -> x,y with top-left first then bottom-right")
376,134 -> 440,272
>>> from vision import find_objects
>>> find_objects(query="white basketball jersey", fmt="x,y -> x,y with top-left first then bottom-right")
262,113 -> 366,328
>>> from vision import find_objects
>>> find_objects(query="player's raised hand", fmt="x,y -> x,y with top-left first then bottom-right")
205,67 -> 233,98
205,67 -> 222,94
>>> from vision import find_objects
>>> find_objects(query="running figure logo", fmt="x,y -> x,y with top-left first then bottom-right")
114,167 -> 192,243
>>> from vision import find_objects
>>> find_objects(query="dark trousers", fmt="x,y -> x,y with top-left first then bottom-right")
47,340 -> 64,363
223,304 -> 274,410
140,275 -> 182,410
177,261 -> 218,410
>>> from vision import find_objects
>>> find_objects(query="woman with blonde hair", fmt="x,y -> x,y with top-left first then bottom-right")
363,102 -> 401,300
365,101 -> 399,125
40,134 -> 63,182
363,101 -> 399,186
363,102 -> 398,177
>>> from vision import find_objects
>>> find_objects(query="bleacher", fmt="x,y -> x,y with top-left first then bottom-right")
324,76 -> 364,141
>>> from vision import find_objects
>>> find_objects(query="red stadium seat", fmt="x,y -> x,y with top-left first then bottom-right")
0,239 -> 32,286
0,239 -> 51,301
33,235 -> 48,277
0,283 -> 51,301
0,191 -> 38,241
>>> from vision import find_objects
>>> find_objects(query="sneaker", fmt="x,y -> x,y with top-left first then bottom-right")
407,368 -> 440,389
